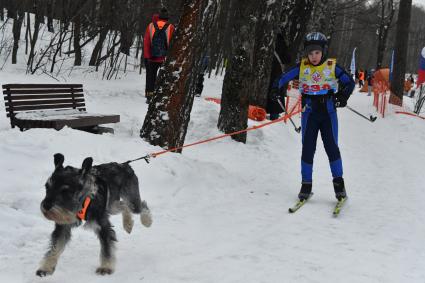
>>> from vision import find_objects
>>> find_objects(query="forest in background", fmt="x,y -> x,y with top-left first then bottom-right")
0,0 -> 422,148
0,0 -> 424,74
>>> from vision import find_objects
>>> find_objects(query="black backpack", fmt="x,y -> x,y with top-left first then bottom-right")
151,21 -> 170,58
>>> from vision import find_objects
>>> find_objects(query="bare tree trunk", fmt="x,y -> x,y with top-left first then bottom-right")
73,12 -> 82,66
187,0 -> 218,98
217,0 -> 258,143
47,0 -> 54,32
50,30 -> 67,73
140,0 -> 205,150
12,10 -> 24,64
249,0 -> 283,107
376,0 -> 395,69
89,28 -> 108,66
218,45 -> 250,143
390,0 -> 413,106
0,0 -> 4,21
28,9 -> 41,69
281,0 -> 316,67
25,12 -> 30,55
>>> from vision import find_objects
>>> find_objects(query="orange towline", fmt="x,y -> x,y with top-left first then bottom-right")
395,111 -> 425,120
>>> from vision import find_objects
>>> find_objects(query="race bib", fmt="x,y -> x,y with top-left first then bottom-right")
299,58 -> 338,95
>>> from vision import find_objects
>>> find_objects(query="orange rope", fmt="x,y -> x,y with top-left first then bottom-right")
395,111 -> 425,120
150,114 -> 291,158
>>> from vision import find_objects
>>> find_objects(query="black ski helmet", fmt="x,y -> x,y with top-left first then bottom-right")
304,32 -> 328,63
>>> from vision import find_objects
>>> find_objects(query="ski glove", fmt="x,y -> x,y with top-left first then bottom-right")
270,87 -> 281,102
334,93 -> 348,108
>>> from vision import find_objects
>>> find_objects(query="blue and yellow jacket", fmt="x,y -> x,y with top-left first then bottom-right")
278,59 -> 355,99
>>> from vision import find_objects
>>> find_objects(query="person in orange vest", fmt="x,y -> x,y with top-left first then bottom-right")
143,8 -> 175,103
358,69 -> 365,88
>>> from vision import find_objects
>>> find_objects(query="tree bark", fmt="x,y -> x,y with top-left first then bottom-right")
47,0 -> 54,32
217,0 -> 257,143
0,0 -> 4,21
73,12 -> 82,66
140,0 -> 205,151
12,10 -> 24,64
28,5 -> 42,69
89,28 -> 108,66
376,0 -> 395,69
390,0 -> 413,106
281,0 -> 316,67
249,0 -> 283,107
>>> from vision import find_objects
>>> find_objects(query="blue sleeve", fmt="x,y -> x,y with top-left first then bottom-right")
277,66 -> 300,89
335,64 -> 355,97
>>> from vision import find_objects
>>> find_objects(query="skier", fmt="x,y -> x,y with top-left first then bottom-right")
273,32 -> 355,203
366,70 -> 374,96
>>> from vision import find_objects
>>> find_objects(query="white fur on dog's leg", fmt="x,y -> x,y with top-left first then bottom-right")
122,210 -> 134,234
36,233 -> 69,277
96,260 -> 115,275
37,257 -> 57,276
97,249 -> 115,275
140,208 -> 152,227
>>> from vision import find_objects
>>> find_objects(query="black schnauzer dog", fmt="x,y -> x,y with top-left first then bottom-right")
36,153 -> 152,276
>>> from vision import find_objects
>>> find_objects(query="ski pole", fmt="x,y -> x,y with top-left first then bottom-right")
346,105 -> 377,122
277,99 -> 301,133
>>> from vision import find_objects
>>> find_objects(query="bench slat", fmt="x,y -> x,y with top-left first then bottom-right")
3,88 -> 84,95
6,103 -> 86,116
3,84 -> 83,89
12,115 -> 120,130
2,93 -> 84,100
53,115 -> 120,129
6,98 -> 85,107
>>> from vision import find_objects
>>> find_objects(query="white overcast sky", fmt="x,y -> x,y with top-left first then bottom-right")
413,0 -> 425,7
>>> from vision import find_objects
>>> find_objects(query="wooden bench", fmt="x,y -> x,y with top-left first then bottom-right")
2,84 -> 120,133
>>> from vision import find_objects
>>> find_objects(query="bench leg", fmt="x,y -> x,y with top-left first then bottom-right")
75,126 -> 114,135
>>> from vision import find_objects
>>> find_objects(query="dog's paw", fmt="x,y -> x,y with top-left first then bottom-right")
96,267 -> 114,275
123,216 -> 134,234
36,268 -> 54,277
140,209 -> 152,227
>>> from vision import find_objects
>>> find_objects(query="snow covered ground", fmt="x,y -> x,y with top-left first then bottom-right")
0,64 -> 424,283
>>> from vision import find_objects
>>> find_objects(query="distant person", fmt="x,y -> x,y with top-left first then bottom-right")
272,32 -> 355,203
358,69 -> 365,88
408,74 -> 416,97
194,55 -> 210,97
366,70 -> 374,96
404,79 -> 413,96
266,32 -> 291,120
355,69 -> 359,85
409,74 -> 414,85
143,8 -> 175,103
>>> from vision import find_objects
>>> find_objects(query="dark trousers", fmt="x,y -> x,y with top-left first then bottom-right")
195,73 -> 205,96
301,98 -> 343,182
145,61 -> 162,92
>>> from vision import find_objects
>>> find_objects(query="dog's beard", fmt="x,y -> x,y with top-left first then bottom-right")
41,205 -> 77,224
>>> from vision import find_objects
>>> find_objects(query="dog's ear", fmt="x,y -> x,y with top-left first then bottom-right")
81,157 -> 93,176
54,153 -> 64,169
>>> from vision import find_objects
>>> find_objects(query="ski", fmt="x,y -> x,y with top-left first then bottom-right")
333,197 -> 347,217
288,193 -> 313,213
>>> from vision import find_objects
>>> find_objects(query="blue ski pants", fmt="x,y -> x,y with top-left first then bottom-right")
301,97 -> 343,183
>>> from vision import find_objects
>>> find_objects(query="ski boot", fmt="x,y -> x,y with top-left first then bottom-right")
333,177 -> 347,200
298,182 -> 312,200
